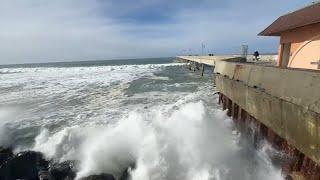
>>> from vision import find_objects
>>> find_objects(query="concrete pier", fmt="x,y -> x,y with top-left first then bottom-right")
177,55 -> 320,179
215,60 -> 320,179
176,56 -> 238,66
219,93 -> 320,179
176,55 -> 277,66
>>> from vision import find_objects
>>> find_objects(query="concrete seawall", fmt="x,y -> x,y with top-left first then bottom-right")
215,60 -> 320,179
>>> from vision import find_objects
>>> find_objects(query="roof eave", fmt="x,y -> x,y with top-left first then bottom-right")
258,31 -> 281,36
259,21 -> 320,36
258,2 -> 320,37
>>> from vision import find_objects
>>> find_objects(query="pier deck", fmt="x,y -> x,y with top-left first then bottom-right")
176,55 -> 277,67
176,56 -> 237,66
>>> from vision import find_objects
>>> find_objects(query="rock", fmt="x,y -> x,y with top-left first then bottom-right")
39,170 -> 52,180
49,161 -> 76,180
79,163 -> 134,180
0,151 -> 49,180
0,147 -> 13,166
120,163 -> 135,180
119,168 -> 130,180
80,174 -> 116,180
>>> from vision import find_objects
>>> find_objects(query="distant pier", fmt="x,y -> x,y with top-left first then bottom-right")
176,55 -> 245,76
176,55 -> 238,66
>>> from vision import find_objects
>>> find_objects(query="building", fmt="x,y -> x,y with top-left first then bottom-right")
259,2 -> 320,70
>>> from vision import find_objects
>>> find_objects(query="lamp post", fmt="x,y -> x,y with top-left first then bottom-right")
201,43 -> 205,56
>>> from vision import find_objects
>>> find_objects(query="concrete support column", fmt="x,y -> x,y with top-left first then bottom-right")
232,103 -> 239,120
226,98 -> 232,116
201,64 -> 205,76
188,61 -> 192,71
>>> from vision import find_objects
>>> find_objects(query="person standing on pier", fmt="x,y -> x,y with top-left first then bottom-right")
254,51 -> 260,61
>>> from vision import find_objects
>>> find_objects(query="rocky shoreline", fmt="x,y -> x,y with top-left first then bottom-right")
0,147 -> 131,180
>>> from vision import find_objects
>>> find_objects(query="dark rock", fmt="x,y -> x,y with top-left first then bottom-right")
119,168 -> 130,180
49,161 -> 76,180
0,151 -> 49,180
120,163 -> 135,180
80,174 -> 116,180
39,170 -> 52,180
0,147 -> 13,166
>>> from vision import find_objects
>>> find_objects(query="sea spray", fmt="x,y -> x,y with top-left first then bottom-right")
31,101 -> 283,180
0,108 -> 15,148
0,60 -> 284,180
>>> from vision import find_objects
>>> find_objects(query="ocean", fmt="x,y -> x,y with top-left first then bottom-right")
0,58 -> 283,180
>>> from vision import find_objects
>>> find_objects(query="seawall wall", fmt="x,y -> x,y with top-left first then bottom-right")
215,60 -> 320,179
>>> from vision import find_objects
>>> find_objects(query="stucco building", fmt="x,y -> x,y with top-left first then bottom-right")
259,2 -> 320,70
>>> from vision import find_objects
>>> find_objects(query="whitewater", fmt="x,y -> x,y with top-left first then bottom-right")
0,58 -> 283,180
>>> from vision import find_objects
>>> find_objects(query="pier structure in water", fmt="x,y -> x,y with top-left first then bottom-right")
177,2 -> 320,179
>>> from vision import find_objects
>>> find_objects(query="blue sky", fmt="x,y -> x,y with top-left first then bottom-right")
0,0 -> 313,64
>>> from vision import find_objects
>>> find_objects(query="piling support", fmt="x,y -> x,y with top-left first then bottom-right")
195,62 -> 200,70
201,64 -> 205,76
187,61 -> 192,71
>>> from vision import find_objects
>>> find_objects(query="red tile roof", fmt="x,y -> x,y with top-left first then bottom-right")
259,2 -> 320,36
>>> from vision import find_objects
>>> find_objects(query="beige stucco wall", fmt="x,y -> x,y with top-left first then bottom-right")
288,36 -> 320,69
278,23 -> 320,70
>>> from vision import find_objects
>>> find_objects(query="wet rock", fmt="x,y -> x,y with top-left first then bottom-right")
39,170 -> 52,180
119,169 -> 130,180
0,151 -> 49,180
120,163 -> 135,180
80,174 -> 116,180
49,161 -> 76,180
0,147 -> 13,166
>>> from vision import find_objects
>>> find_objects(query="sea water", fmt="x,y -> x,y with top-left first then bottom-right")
0,58 -> 283,180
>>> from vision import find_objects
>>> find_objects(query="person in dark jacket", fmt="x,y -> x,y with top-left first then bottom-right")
253,51 -> 260,61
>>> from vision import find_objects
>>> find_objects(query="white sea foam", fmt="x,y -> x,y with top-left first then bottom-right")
0,63 -> 182,127
1,62 -> 283,180
32,101 -> 283,180
0,63 -> 180,102
0,109 -> 14,148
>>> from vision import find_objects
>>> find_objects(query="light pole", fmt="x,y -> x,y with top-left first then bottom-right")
201,43 -> 205,56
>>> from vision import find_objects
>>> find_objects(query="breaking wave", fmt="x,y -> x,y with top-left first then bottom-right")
0,60 -> 283,180
32,101 -> 283,180
0,109 -> 15,148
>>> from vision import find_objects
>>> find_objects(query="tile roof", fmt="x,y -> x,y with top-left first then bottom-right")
259,2 -> 320,36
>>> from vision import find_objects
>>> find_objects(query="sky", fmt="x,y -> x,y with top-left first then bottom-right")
0,0 -> 313,64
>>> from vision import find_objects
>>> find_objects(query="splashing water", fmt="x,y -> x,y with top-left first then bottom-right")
0,59 -> 284,180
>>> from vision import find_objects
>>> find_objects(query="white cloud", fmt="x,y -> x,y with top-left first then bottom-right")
0,0 -> 309,64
